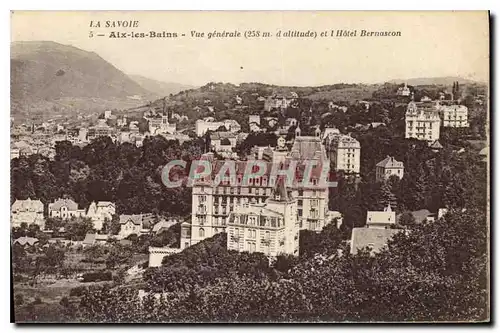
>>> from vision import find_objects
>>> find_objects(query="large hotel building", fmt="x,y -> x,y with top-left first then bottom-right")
180,135 -> 341,250
405,101 -> 441,143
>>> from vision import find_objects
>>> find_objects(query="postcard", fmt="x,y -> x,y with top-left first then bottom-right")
10,10 -> 489,323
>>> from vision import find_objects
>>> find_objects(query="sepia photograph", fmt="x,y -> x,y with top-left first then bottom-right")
9,10 -> 490,323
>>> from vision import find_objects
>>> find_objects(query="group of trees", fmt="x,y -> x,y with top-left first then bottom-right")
72,209 -> 487,322
82,243 -> 134,270
13,243 -> 66,284
328,124 -> 487,230
11,135 -> 205,217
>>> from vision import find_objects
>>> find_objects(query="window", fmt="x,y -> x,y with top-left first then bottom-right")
199,228 -> 205,238
298,199 -> 303,206
298,209 -> 303,217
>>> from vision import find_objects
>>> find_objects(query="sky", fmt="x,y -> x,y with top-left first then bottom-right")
11,11 -> 489,87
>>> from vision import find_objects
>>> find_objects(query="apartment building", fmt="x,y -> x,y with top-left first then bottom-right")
438,103 -> 469,128
405,101 -> 441,143
325,132 -> 361,174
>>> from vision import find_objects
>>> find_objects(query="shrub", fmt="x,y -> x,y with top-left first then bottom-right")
81,271 -> 113,283
13,274 -> 25,282
15,293 -> 24,306
69,285 -> 87,297
59,296 -> 70,308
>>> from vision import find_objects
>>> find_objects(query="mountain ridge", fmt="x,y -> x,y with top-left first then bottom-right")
11,40 -> 154,101
386,76 -> 482,86
129,74 -> 196,97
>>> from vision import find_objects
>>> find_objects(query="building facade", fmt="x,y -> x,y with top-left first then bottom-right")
264,94 -> 296,111
375,156 -> 404,182
88,119 -> 113,141
405,101 -> 441,143
226,179 -> 299,257
48,198 -> 86,219
119,214 -> 144,238
438,104 -> 469,127
396,83 -> 411,96
11,198 -> 45,228
366,204 -> 396,229
182,135 -> 336,248
325,133 -> 361,174
86,201 -> 116,231
147,115 -> 177,134
195,119 -> 241,137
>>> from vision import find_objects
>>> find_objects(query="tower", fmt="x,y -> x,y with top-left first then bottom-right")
265,178 -> 299,256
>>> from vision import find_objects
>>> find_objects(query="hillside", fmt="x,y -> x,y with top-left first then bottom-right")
11,41 -> 154,118
388,76 -> 479,86
129,75 -> 195,97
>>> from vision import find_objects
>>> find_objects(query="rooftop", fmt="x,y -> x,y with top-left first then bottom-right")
350,228 -> 401,255
376,156 -> 404,168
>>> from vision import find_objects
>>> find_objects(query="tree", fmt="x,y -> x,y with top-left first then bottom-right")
377,182 -> 397,211
84,245 -> 105,268
65,217 -> 95,241
15,293 -> 24,306
398,211 -> 416,228
105,244 -> 132,269
103,215 -> 121,235
41,244 -> 66,272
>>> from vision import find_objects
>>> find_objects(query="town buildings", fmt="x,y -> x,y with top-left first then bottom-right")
195,118 -> 241,136
226,178 -> 299,257
263,93 -> 297,111
210,132 -> 238,156
375,156 -> 404,182
87,119 -> 113,141
147,114 -> 176,134
405,101 -> 441,143
48,198 -> 86,219
249,115 -> 261,132
11,198 -> 45,228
